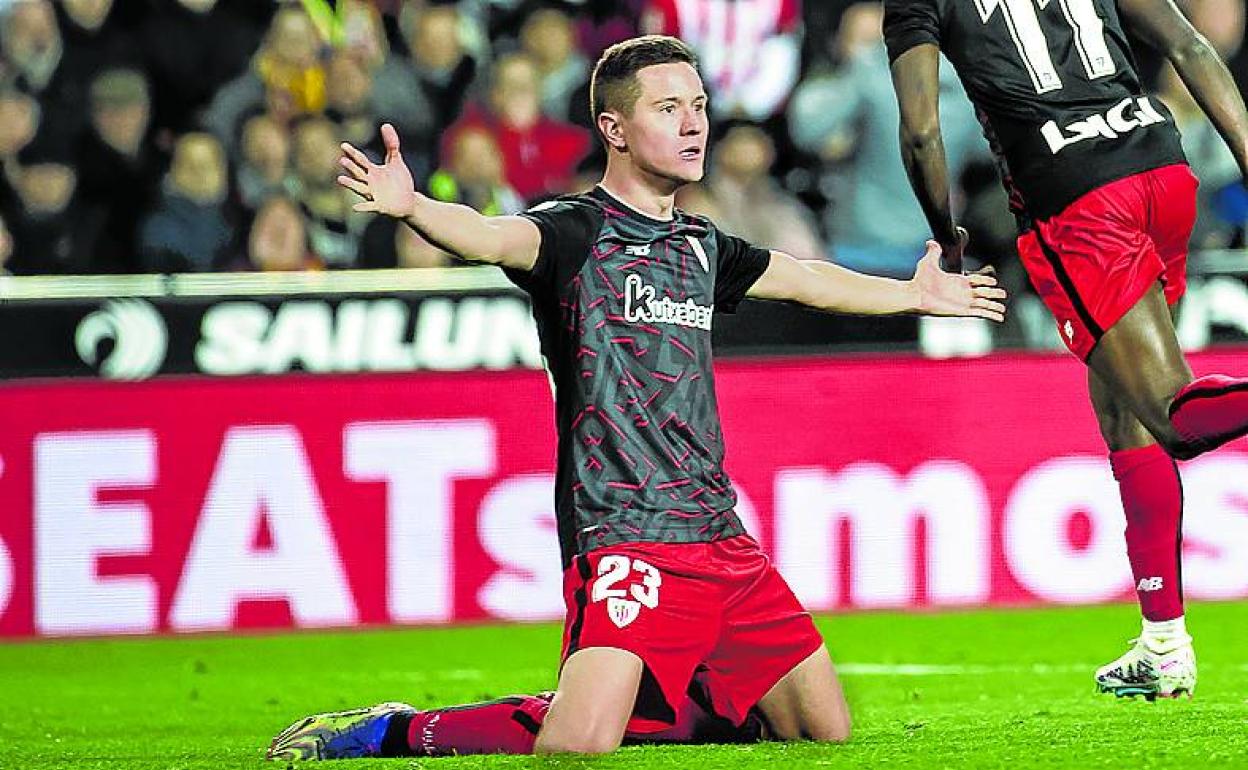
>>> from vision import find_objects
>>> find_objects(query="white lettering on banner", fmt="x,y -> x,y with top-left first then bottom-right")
345,421 -> 495,623
363,299 -> 417,370
477,474 -> 562,620
170,426 -> 357,631
195,301 -> 272,375
1176,456 -> 1248,599
0,529 -> 11,619
1003,456 -> 1130,602
261,301 -> 336,373
774,461 -> 991,610
34,431 -> 158,635
0,453 -> 8,617
196,299 -> 542,376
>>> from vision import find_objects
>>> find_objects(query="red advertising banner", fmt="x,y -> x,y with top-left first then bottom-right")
2,350 -> 1247,638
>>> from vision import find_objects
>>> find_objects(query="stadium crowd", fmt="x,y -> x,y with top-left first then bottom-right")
0,0 -> 1244,278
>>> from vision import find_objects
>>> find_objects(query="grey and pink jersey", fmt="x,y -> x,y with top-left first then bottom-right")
506,186 -> 771,566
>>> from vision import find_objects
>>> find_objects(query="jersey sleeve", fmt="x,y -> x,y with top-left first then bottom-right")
884,0 -> 942,64
713,228 -> 771,313
506,199 -> 601,295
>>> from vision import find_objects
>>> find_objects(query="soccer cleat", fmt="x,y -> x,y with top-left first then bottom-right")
266,702 -> 415,761
1095,636 -> 1196,700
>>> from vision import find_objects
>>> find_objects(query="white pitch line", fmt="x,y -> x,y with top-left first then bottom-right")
837,663 -> 1248,676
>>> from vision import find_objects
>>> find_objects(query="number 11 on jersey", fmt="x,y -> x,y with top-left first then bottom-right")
975,0 -> 1116,94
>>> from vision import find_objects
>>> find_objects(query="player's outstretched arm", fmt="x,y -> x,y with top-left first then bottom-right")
747,243 -> 1006,321
1120,0 -> 1248,179
889,43 -> 966,271
337,123 -> 540,271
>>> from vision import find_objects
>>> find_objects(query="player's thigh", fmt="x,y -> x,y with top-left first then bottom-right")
754,646 -> 851,743
535,647 -> 643,754
1087,284 -> 1193,448
704,538 -> 847,741
1088,366 -> 1156,451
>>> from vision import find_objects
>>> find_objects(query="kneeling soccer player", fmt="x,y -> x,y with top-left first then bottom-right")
268,34 -> 1006,759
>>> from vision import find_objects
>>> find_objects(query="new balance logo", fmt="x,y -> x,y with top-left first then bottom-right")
625,243 -> 651,257
623,274 -> 713,331
1137,577 -> 1164,592
1041,96 -> 1167,155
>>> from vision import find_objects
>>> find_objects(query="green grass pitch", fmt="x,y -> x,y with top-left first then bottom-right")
2,602 -> 1246,770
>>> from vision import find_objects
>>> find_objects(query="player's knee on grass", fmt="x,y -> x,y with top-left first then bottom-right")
534,648 -> 640,755
534,729 -> 624,755
764,703 -> 851,744
757,648 -> 852,744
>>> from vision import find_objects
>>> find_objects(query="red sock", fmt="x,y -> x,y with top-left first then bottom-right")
1109,444 -> 1184,621
404,695 -> 550,756
1168,374 -> 1248,458
396,673 -> 762,756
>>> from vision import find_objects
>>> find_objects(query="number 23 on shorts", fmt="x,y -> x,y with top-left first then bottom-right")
590,555 -> 663,629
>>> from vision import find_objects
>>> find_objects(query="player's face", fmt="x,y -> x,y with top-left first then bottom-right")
622,63 -> 709,185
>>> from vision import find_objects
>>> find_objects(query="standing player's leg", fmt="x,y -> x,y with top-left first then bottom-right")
1087,364 -> 1196,699
1085,284 -> 1193,456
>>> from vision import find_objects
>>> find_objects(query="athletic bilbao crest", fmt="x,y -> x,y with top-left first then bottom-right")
607,597 -> 641,628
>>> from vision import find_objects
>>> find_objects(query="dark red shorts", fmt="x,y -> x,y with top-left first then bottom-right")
1017,163 -> 1198,360
559,535 -> 824,733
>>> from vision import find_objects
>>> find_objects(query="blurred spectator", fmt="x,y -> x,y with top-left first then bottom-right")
286,116 -> 366,267
203,5 -> 326,153
359,217 -> 456,269
335,3 -> 436,159
789,2 -> 985,277
0,209 -> 11,275
5,134 -> 103,274
243,194 -> 320,271
0,87 -> 38,168
139,132 -> 233,272
77,68 -> 164,273
0,0 -> 82,139
140,0 -> 266,138
681,123 -> 824,262
428,125 -> 525,216
325,50 -> 381,148
57,0 -> 142,79
520,8 -> 589,123
443,52 -> 590,201
394,2 -> 478,138
570,0 -> 645,59
235,112 -> 291,210
1159,63 -> 1245,247
641,0 -> 802,122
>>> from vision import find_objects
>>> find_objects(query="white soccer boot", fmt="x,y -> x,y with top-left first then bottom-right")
1095,634 -> 1196,700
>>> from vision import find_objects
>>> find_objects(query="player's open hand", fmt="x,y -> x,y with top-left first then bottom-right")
337,123 -> 417,218
914,240 -> 1007,322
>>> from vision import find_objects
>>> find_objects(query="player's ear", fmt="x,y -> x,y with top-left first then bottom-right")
597,111 -> 627,151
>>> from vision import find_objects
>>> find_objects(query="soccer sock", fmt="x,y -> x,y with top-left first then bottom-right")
1141,616 -> 1190,653
382,677 -> 763,756
386,695 -> 551,757
1168,374 -> 1248,458
1109,444 -> 1184,622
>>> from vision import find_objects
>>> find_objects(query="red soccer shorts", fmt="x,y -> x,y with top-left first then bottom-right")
1017,163 -> 1198,360
559,534 -> 824,733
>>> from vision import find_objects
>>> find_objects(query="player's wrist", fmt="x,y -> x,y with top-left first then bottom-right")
905,276 -> 927,315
